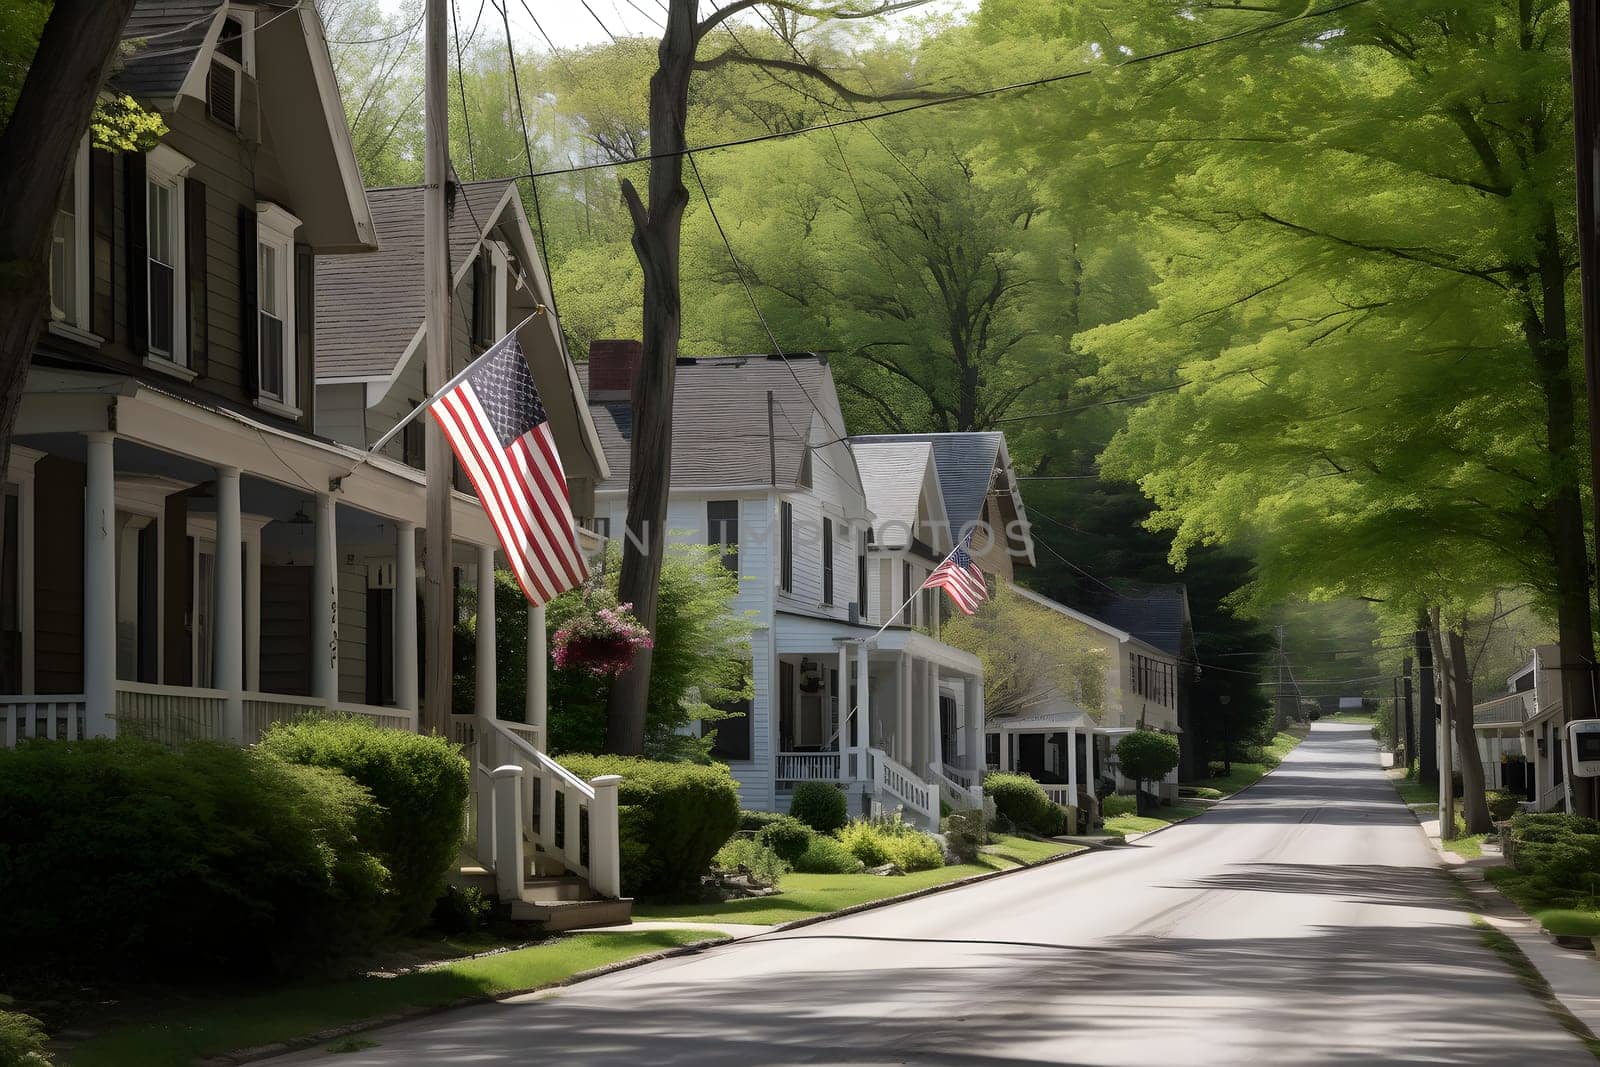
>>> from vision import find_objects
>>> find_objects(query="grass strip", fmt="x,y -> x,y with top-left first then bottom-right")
1104,803 -> 1209,836
983,833 -> 1082,866
1471,917 -> 1600,1061
64,929 -> 715,1067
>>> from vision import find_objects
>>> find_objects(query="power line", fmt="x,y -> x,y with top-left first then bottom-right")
450,0 -> 477,177
492,0 -> 563,329
511,0 -> 1372,181
579,0 -> 620,43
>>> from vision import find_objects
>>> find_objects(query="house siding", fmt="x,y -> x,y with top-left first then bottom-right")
32,457 -> 85,693
337,561 -> 368,704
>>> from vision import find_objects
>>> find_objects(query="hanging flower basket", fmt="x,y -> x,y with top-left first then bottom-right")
553,600 -> 653,678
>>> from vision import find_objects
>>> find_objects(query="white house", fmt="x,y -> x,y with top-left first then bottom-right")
581,346 -> 1035,827
1470,644 -> 1565,812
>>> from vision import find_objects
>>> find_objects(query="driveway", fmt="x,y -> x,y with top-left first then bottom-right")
273,723 -> 1592,1064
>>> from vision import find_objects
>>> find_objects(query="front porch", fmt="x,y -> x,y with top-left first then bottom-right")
773,622 -> 987,829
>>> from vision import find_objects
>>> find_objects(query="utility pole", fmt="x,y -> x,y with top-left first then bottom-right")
1439,646 -> 1455,840
1402,654 -> 1414,774
1415,616 -> 1437,787
1571,0 -> 1600,821
1275,624 -> 1290,730
1392,676 -> 1400,762
421,0 -> 452,736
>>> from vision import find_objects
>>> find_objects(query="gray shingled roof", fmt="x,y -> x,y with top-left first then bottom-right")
850,432 -> 1003,534
116,0 -> 223,100
315,180 -> 513,380
1096,586 -> 1191,657
580,356 -> 833,491
853,440 -> 934,547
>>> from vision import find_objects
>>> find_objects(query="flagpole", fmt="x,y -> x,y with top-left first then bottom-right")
422,0 -> 451,737
867,537 -> 968,643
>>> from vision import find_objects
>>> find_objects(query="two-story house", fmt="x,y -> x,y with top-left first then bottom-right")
580,345 -> 1034,826
1471,644 -> 1565,812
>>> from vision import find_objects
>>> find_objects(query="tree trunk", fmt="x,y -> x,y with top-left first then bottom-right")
0,0 -> 137,570
1447,629 -> 1492,833
605,0 -> 696,754
1415,613 -> 1438,786
1428,613 -> 1455,839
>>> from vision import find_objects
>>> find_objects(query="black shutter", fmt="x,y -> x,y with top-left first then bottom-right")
125,152 -> 148,355
89,149 -> 114,338
238,206 -> 258,397
184,178 -> 208,376
470,255 -> 486,348
295,244 -> 314,425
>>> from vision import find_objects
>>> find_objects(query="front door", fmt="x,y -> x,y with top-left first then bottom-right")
1017,733 -> 1046,778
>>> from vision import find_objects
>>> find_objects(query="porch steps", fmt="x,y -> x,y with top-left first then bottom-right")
454,864 -> 634,930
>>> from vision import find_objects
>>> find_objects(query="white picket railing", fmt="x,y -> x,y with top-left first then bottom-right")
777,750 -> 843,784
244,691 -> 323,743
869,747 -> 938,830
450,713 -> 541,752
941,762 -> 979,790
1041,784 -> 1076,809
114,681 -> 227,744
929,761 -> 984,812
475,717 -> 622,899
0,695 -> 88,746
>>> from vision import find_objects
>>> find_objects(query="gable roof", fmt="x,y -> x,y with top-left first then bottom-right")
852,440 -> 946,550
1010,584 -> 1169,659
118,0 -> 219,99
581,355 -> 840,491
315,179 -> 514,381
1095,585 -> 1192,657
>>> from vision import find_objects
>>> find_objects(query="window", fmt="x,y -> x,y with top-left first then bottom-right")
471,255 -> 494,349
144,144 -> 194,368
255,203 -> 301,411
49,138 -> 89,329
822,517 -> 834,605
207,14 -> 253,128
403,401 -> 424,468
707,696 -> 751,761
708,500 -> 738,575
903,561 -> 913,626
780,500 -> 793,593
857,529 -> 869,617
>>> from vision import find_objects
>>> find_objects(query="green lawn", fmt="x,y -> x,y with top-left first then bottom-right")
1188,727 -> 1309,798
984,833 -> 1082,866
1485,867 -> 1600,940
1104,802 -> 1208,836
633,858 -> 1021,926
1443,833 -> 1487,859
1393,775 -> 1438,808
63,930 -> 716,1067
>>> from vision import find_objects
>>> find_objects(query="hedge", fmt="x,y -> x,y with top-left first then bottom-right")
794,834 -> 862,873
260,717 -> 469,932
790,781 -> 849,833
1508,813 -> 1600,892
557,755 -> 740,899
756,815 -> 815,864
0,738 -> 388,981
984,772 -> 1064,836
835,818 -> 945,872
1101,794 -> 1137,818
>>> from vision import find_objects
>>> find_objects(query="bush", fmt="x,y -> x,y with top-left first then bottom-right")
836,819 -> 894,867
793,835 -> 863,873
1507,813 -> 1600,892
756,815 -> 815,864
557,755 -> 740,899
886,831 -> 945,872
790,781 -> 849,834
1101,794 -> 1138,818
942,809 -> 986,864
1117,730 -> 1181,786
0,1010 -> 49,1065
834,817 -> 943,870
1485,790 -> 1522,822
739,810 -> 789,833
984,772 -> 1062,836
713,837 -> 787,887
431,884 -> 494,936
0,738 -> 388,981
261,717 -> 469,932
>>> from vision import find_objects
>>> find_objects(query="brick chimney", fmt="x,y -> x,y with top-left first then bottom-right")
588,340 -> 642,402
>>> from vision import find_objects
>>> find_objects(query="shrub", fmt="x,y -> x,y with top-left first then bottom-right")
713,837 -> 787,887
431,884 -> 494,936
261,717 -> 469,932
886,831 -> 945,872
756,815 -> 815,864
942,809 -> 986,864
793,835 -> 863,874
1485,790 -> 1522,823
1117,730 -> 1181,788
1101,794 -> 1138,818
834,817 -> 943,870
557,755 -> 740,899
739,810 -> 789,833
790,781 -> 849,834
0,738 -> 388,981
0,1010 -> 49,1065
984,772 -> 1062,836
1511,812 -> 1600,839
836,819 -> 894,867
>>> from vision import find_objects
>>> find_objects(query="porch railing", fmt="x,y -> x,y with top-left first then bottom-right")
115,681 -> 228,744
0,695 -> 88,745
450,713 -> 541,751
869,747 -> 938,829
929,761 -> 984,812
777,750 -> 843,784
1041,784 -> 1077,809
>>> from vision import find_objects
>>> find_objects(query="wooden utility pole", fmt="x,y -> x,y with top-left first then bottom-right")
422,0 -> 452,736
1415,616 -> 1438,787
1571,0 -> 1600,819
1402,654 -> 1415,773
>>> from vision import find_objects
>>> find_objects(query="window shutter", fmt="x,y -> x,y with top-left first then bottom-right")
470,256 -> 486,348
295,244 -> 314,425
207,61 -> 237,128
184,178 -> 208,376
125,152 -> 148,355
238,206 -> 258,397
89,149 -> 114,337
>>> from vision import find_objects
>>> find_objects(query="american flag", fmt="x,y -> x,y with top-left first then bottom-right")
428,331 -> 589,605
922,538 -> 989,615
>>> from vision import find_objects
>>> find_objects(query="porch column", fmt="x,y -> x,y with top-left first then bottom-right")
925,660 -> 939,774
856,641 -> 871,779
476,544 -> 496,720
15,451 -> 36,693
311,492 -> 339,702
83,432 -> 116,736
526,603 -> 547,749
394,521 -> 418,714
213,466 -> 244,743
243,528 -> 261,693
837,641 -> 851,769
961,676 -> 982,771
1067,726 -> 1079,800
1000,727 -> 1014,772
898,655 -> 912,765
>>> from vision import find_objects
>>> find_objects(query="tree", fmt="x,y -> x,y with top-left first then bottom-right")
941,584 -> 1106,722
0,0 -> 139,573
1116,729 -> 1179,809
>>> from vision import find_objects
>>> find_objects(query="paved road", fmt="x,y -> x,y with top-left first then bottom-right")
276,724 -> 1592,1064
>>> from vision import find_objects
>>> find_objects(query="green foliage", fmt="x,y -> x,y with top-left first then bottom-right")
756,816 -> 815,865
0,1009 -> 49,1066
88,94 -> 166,152
1485,790 -> 1523,823
260,717 -> 469,932
835,818 -> 894,868
1101,794 -> 1138,818
789,781 -> 850,834
556,755 -> 740,899
0,738 -> 388,981
739,809 -> 790,833
1117,731 -> 1181,785
793,835 -> 864,874
1508,814 -> 1600,897
430,884 -> 494,937
983,772 -> 1064,836
941,809 -> 986,864
942,585 -> 1106,721
886,831 -> 946,873
713,837 -> 787,888
834,817 -> 944,871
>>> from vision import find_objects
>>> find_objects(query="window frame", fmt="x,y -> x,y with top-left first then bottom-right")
779,500 -> 794,594
821,516 -> 834,605
707,499 -> 739,576
48,134 -> 92,334
143,144 -> 195,374
254,201 -> 302,415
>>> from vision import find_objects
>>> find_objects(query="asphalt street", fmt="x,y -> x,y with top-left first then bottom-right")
274,723 -> 1594,1065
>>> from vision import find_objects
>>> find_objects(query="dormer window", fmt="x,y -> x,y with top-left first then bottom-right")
207,13 -> 254,129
